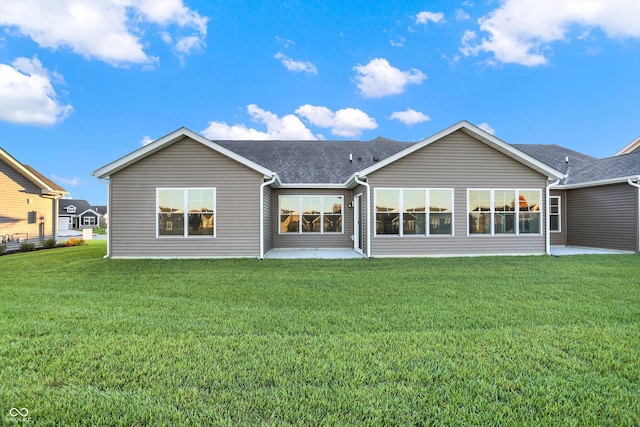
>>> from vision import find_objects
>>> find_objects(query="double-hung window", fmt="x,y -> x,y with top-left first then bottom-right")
375,188 -> 453,236
468,189 -> 541,235
549,196 -> 561,232
279,195 -> 343,233
157,188 -> 215,237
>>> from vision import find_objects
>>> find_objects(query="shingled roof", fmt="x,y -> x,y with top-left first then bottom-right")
215,137 -> 414,184
513,144 -> 640,186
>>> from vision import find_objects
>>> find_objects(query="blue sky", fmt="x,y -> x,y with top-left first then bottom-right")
1,0 -> 639,204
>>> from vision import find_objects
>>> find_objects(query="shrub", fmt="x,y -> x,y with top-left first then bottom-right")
0,245 -> 5,255
19,242 -> 36,252
65,238 -> 85,247
43,238 -> 58,249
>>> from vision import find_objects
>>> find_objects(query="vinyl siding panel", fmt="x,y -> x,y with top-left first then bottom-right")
550,189 -> 567,246
109,137 -> 264,257
367,130 -> 548,256
272,188 -> 354,249
263,186 -> 273,254
1,159 -> 57,245
566,184 -> 638,251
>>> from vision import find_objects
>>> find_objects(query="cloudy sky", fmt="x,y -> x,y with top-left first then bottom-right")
1,0 -> 639,203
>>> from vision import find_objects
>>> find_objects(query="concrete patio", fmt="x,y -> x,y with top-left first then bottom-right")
265,248 -> 364,259
550,246 -> 635,256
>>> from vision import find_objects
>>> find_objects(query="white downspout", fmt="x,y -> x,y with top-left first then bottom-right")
354,175 -> 371,258
259,175 -> 277,259
101,179 -> 110,258
628,176 -> 640,253
546,179 -> 561,255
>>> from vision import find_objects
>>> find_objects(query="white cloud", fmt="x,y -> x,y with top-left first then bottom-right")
202,104 -> 317,140
274,53 -> 317,74
389,109 -> 431,125
52,173 -> 79,187
477,122 -> 495,135
0,0 -> 208,66
296,105 -> 378,138
140,136 -> 154,146
416,11 -> 445,25
455,9 -> 471,21
353,58 -> 426,98
390,36 -> 406,47
0,56 -> 73,125
462,0 -> 640,66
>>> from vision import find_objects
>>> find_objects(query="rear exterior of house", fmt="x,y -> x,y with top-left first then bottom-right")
365,130 -> 550,256
1,148 -> 66,248
94,122 -> 570,258
107,136 -> 266,257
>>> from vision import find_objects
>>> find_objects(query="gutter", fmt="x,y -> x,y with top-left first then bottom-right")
545,179 -> 561,255
259,175 -> 277,259
354,175 -> 371,258
628,176 -> 640,253
98,179 -> 110,259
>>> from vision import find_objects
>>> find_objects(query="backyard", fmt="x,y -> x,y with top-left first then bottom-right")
1,241 -> 638,426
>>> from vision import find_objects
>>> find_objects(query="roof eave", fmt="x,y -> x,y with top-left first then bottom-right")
557,175 -> 640,189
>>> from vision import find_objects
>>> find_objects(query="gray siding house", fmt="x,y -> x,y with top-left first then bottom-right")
1,147 -> 67,249
92,121 -> 640,258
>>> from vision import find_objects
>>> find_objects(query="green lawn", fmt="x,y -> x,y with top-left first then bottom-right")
1,241 -> 638,426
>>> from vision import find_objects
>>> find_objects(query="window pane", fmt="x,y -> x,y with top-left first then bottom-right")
159,213 -> 184,235
468,190 -> 490,213
323,196 -> 342,215
494,213 -> 515,234
469,212 -> 490,234
520,212 -> 540,234
403,212 -> 426,235
376,190 -> 399,235
324,215 -> 342,232
376,189 -> 399,213
280,196 -> 299,233
549,215 -> 559,232
518,190 -> 540,212
188,213 -> 214,236
158,189 -> 184,213
494,190 -> 516,212
430,213 -> 451,234
301,197 -> 321,232
430,190 -> 451,212
188,189 -> 214,213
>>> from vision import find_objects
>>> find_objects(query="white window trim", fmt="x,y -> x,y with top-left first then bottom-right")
278,195 -> 344,234
156,188 -> 216,238
373,188 -> 455,237
83,216 -> 96,226
466,189 -> 543,236
549,196 -> 561,233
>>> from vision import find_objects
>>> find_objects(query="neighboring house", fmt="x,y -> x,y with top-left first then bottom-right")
58,199 -> 106,233
92,121 -> 640,258
1,147 -> 67,248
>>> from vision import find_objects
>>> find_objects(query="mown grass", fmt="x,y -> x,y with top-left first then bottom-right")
1,241 -> 638,426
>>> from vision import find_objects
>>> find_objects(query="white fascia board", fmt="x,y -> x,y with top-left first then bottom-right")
557,175 -> 640,189
78,208 -> 101,217
0,148 -> 58,193
277,183 -> 347,189
356,120 -> 565,180
92,127 -> 274,179
615,136 -> 640,156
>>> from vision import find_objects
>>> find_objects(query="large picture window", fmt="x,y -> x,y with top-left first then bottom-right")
157,188 -> 215,237
375,188 -> 453,236
279,195 -> 343,233
468,189 -> 541,236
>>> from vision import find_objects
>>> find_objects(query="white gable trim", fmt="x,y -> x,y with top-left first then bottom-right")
615,136 -> 640,156
0,148 -> 62,194
355,121 -> 565,180
92,128 -> 274,179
